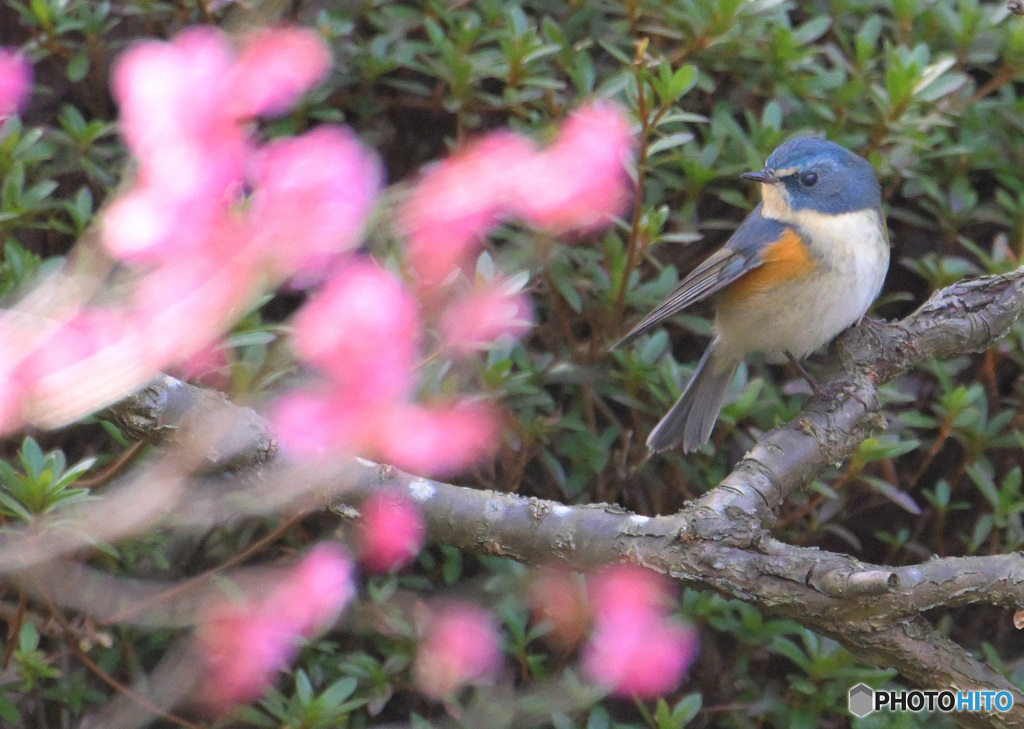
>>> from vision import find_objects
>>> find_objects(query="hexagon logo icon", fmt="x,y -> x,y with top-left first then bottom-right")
849,683 -> 874,717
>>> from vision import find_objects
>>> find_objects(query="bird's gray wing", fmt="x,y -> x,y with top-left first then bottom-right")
613,205 -> 788,349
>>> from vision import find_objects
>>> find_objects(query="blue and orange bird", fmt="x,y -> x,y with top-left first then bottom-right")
617,137 -> 890,453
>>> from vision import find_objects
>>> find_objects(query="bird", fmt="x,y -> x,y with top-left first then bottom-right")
616,136 -> 890,453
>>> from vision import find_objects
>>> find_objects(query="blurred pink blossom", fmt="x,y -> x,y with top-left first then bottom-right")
129,246 -> 259,367
20,310 -> 131,387
401,103 -> 633,288
250,127 -> 382,279
291,260 -> 418,402
111,28 -> 245,205
581,565 -> 699,698
277,543 -> 355,634
271,387 -> 346,455
588,562 -> 671,620
228,27 -> 331,118
0,326 -> 27,434
582,608 -> 698,697
275,389 -> 496,477
0,48 -> 32,117
4,27 -> 383,433
414,603 -> 502,698
172,340 -> 230,388
357,492 -> 426,573
528,568 -> 589,651
512,102 -> 633,231
441,280 -> 533,353
378,402 -> 498,477
275,260 -> 502,474
105,26 -> 348,266
197,544 -> 354,711
101,187 -> 189,259
275,261 -> 503,474
402,132 -> 535,287
198,611 -> 289,710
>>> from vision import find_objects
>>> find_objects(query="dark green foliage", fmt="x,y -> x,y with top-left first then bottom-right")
3,0 -> 1024,727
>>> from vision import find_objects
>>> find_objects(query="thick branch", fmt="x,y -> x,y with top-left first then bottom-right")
691,266 -> 1024,529
85,266 -> 1024,727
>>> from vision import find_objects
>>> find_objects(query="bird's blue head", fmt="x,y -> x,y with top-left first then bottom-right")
742,137 -> 880,216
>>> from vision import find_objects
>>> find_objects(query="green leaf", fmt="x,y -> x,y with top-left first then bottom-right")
0,694 -> 20,724
319,677 -> 358,708
666,63 -> 697,101
586,706 -> 611,729
67,52 -> 90,83
20,438 -> 45,481
29,0 -> 52,25
0,490 -> 34,521
19,623 -> 39,653
967,463 -> 999,508
294,669 -> 313,704
647,132 -> 695,157
792,16 -> 831,44
860,476 -> 921,515
856,436 -> 921,462
551,273 -> 583,313
672,692 -> 702,725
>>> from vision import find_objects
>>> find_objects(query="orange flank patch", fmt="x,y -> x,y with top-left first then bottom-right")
721,229 -> 817,304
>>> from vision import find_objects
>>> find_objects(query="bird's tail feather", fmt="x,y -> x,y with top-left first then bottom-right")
646,345 -> 737,453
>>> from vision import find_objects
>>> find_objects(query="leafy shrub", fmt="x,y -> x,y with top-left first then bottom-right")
1,1 -> 1024,728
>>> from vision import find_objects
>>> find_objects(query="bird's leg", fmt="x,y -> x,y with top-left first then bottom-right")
856,315 -> 889,334
785,350 -> 821,396
786,350 -> 874,412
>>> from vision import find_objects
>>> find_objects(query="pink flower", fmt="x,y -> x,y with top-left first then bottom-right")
528,569 -> 589,651
402,133 -> 536,287
106,26 -> 361,267
107,29 -> 249,262
274,394 -> 497,477
414,603 -> 502,698
271,388 -> 345,456
228,27 -> 331,118
112,29 -> 246,208
401,103 -> 633,287
274,261 -> 504,472
276,262 -> 502,475
357,492 -> 426,573
441,280 -> 533,353
20,309 -> 130,387
588,563 -> 671,621
512,102 -> 633,232
172,340 -> 230,388
197,544 -> 354,711
113,28 -> 232,144
198,611 -> 293,710
249,127 -> 382,280
0,48 -> 32,117
581,565 -> 699,698
582,610 -> 698,698
129,241 -> 259,369
101,187 -> 188,260
0,325 -> 27,434
291,260 -> 418,402
275,543 -> 355,634
378,401 -> 498,477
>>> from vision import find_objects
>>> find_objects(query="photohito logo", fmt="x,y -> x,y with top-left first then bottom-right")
848,683 -> 1014,717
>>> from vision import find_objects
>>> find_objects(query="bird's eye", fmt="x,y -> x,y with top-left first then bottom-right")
800,171 -> 818,187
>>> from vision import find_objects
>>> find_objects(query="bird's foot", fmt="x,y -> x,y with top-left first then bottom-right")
784,351 -> 821,395
814,380 -> 874,411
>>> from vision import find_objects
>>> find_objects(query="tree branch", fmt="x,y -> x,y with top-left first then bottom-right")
79,264 -> 1024,727
691,266 -> 1024,527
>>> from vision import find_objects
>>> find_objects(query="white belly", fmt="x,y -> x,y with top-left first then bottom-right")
714,208 -> 889,363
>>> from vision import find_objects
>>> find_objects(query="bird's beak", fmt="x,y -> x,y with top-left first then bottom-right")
741,170 -> 778,184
